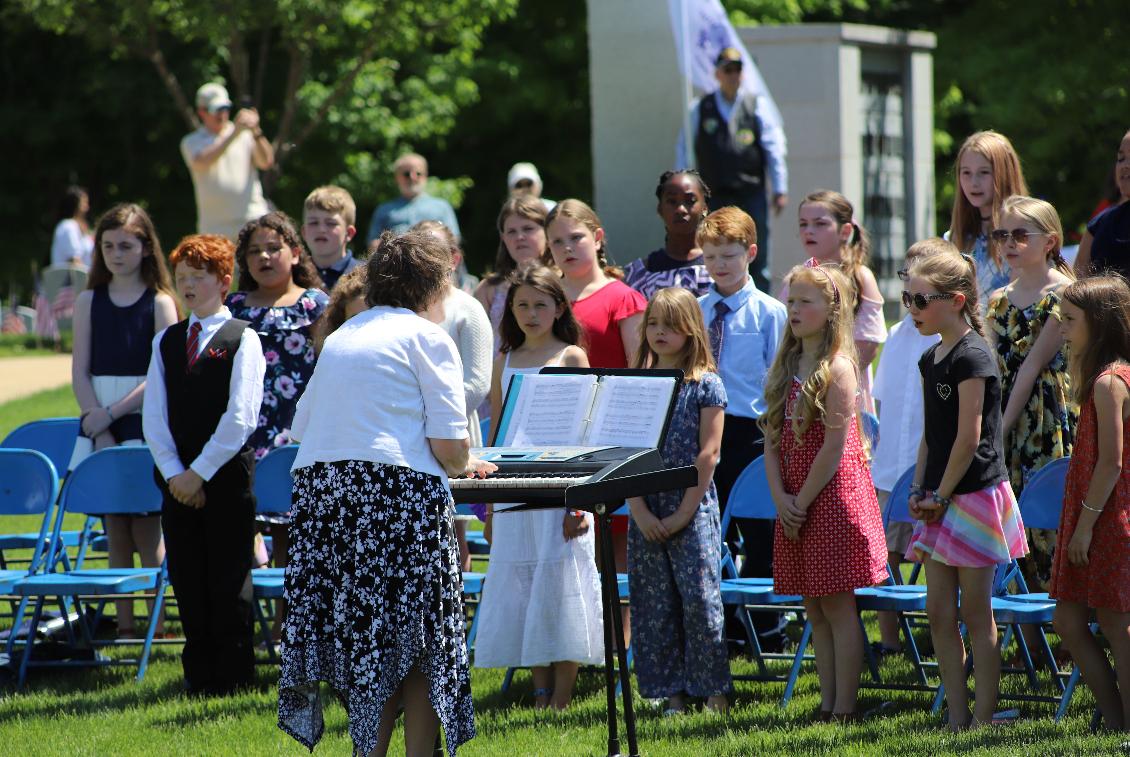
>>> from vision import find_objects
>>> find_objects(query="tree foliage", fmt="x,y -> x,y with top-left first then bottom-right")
1,0 -> 517,294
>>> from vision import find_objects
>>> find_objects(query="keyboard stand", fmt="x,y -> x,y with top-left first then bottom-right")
594,501 -> 638,757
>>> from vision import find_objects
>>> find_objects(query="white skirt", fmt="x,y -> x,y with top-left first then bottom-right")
473,507 -> 605,668
68,374 -> 145,472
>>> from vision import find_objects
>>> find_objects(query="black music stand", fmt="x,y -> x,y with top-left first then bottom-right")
491,368 -> 686,757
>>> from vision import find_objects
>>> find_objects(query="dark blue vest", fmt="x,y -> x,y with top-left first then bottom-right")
694,92 -> 765,193
159,318 -> 250,468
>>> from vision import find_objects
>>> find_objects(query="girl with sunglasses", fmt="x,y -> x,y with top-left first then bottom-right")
986,195 -> 1076,601
903,250 -> 1028,731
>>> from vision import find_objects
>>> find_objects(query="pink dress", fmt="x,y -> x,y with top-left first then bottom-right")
773,377 -> 888,596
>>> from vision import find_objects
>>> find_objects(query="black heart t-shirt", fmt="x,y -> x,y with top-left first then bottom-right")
918,329 -> 1008,494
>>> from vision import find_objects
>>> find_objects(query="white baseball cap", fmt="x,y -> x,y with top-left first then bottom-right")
507,162 -> 542,192
195,83 -> 233,113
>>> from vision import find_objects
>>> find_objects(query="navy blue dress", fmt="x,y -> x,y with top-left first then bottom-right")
627,372 -> 732,698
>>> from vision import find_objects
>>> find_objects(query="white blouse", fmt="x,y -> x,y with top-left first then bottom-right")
290,306 -> 468,481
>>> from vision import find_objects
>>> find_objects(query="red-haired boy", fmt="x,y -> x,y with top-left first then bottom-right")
143,234 -> 265,695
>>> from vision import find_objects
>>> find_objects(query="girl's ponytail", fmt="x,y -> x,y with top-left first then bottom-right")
959,252 -> 985,336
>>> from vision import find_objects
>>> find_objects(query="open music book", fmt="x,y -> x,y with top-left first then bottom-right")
493,372 -> 679,449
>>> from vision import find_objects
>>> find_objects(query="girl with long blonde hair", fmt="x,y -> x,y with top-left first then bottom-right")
762,261 -> 887,722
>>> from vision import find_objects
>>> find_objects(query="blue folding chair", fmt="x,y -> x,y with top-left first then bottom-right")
717,456 -> 815,704
0,418 -> 92,568
0,450 -> 60,620
8,446 -> 168,688
861,411 -> 880,448
854,465 -> 935,692
248,444 -> 299,662
1,417 -> 79,476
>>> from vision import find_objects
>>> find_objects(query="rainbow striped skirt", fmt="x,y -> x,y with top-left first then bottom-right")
906,480 -> 1029,568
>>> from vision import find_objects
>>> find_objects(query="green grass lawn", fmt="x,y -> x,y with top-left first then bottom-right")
0,388 -> 1125,755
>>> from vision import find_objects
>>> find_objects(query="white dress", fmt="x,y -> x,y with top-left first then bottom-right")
472,352 -> 605,668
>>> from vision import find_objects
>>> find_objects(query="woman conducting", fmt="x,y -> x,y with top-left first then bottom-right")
278,230 -> 494,756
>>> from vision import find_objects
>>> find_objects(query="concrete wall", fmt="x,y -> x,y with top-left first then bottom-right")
587,0 -> 685,265
587,15 -> 936,288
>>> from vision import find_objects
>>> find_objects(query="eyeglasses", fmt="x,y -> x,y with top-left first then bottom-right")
990,228 -> 1045,245
720,64 -> 742,74
902,290 -> 955,310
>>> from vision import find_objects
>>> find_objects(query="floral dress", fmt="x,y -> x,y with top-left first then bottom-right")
988,289 -> 1075,590
627,373 -> 731,698
279,460 -> 475,755
225,288 -> 328,460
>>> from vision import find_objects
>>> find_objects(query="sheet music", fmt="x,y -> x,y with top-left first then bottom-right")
498,373 -> 598,446
585,376 -> 676,447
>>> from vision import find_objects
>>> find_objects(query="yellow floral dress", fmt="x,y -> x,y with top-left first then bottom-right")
988,289 -> 1076,590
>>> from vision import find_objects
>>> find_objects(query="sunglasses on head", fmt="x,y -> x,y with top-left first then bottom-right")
990,228 -> 1045,245
902,290 -> 955,310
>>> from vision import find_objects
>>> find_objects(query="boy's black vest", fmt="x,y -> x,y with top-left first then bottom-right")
694,91 -> 766,193
159,318 -> 251,467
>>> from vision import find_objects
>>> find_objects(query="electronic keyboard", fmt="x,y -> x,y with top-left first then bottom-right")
449,446 -> 697,509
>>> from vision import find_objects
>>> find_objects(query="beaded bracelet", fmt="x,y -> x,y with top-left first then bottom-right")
1081,501 -> 1105,514
932,493 -> 953,508
909,483 -> 925,498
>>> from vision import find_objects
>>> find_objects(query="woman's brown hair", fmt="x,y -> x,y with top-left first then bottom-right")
799,190 -> 870,314
366,230 -> 451,312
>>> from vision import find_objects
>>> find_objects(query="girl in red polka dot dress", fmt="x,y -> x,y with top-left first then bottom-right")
761,260 -> 887,722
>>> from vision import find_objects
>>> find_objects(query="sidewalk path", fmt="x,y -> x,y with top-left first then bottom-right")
0,355 -> 73,404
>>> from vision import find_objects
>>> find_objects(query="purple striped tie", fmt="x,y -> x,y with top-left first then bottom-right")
710,300 -> 729,364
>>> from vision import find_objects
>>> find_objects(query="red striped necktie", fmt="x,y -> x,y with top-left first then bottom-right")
186,321 -> 203,371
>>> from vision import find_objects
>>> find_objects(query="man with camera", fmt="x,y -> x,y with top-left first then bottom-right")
180,83 -> 274,241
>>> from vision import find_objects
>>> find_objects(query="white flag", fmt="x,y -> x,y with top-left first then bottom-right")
667,0 -> 784,132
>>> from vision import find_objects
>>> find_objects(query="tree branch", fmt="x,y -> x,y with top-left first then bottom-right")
253,27 -> 271,108
271,40 -> 308,170
281,34 -> 384,162
143,23 -> 198,130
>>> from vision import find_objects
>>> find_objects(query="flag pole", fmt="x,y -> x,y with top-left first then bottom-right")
680,0 -> 695,169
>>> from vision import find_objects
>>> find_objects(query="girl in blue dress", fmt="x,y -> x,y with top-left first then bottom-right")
628,286 -> 731,715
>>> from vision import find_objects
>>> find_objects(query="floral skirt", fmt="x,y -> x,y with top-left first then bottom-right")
906,480 -> 1029,568
278,460 -> 474,755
